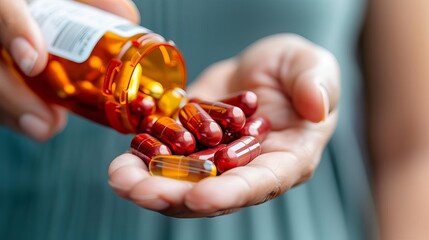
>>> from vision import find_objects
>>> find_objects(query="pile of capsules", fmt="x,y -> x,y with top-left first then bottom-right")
129,88 -> 271,182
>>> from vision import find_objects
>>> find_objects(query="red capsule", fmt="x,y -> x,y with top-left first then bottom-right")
214,136 -> 261,173
129,93 -> 156,128
137,114 -> 159,133
188,144 -> 227,161
130,133 -> 171,165
148,116 -> 196,155
179,103 -> 223,146
220,91 -> 258,117
221,131 -> 239,144
239,117 -> 271,142
191,99 -> 246,132
129,93 -> 156,117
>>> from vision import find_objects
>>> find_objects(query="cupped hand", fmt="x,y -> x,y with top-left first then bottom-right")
108,34 -> 340,218
0,0 -> 139,141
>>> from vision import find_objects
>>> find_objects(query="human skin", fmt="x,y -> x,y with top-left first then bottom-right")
362,1 -> 429,239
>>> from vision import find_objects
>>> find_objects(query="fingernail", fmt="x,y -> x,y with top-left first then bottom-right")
186,200 -> 212,212
108,180 -> 128,192
318,84 -> 330,121
10,38 -> 39,76
132,194 -> 170,210
19,114 -> 50,141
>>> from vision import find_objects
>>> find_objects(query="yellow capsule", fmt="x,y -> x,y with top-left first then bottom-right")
126,63 -> 142,102
140,75 -> 164,99
157,88 -> 188,117
149,155 -> 217,182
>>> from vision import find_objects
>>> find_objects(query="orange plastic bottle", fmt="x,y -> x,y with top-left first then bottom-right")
1,0 -> 186,134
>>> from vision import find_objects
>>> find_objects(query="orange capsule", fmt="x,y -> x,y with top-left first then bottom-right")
46,60 -> 76,98
76,80 -> 103,106
179,103 -> 223,147
188,144 -> 227,161
149,155 -> 217,182
239,117 -> 271,142
220,91 -> 258,117
146,116 -> 196,155
191,99 -> 246,132
130,133 -> 171,165
214,136 -> 261,173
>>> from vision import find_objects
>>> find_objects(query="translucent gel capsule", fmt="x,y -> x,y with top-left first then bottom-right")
149,155 -> 217,182
214,136 -> 261,173
148,116 -> 196,155
220,91 -> 258,117
192,99 -> 246,132
126,63 -> 143,102
239,116 -> 271,142
179,103 -> 223,147
130,133 -> 172,165
157,88 -> 188,117
140,75 -> 164,99
188,144 -> 226,161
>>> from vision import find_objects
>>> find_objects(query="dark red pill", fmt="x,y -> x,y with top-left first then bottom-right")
192,99 -> 246,132
130,133 -> 172,165
129,93 -> 156,128
129,93 -> 156,117
137,114 -> 159,133
179,103 -> 223,147
188,144 -> 227,161
150,116 -> 196,155
220,91 -> 258,117
239,116 -> 271,142
214,136 -> 261,173
221,131 -> 239,144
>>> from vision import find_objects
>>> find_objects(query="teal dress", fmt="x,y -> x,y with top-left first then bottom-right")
0,0 -> 376,239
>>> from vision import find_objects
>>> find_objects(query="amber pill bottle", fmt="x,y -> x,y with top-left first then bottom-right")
1,0 -> 186,134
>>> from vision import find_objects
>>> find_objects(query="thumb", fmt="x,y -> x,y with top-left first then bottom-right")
0,0 -> 47,76
279,40 -> 340,122
235,34 -> 340,123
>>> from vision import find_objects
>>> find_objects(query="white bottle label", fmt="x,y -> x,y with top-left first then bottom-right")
29,0 -> 150,63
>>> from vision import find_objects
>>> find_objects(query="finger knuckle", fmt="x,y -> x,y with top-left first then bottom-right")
0,11 -> 18,33
258,185 -> 283,205
253,164 -> 285,205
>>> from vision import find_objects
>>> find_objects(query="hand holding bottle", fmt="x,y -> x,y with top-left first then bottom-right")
0,0 -> 139,141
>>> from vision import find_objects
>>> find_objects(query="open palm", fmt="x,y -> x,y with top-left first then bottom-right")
108,34 -> 339,218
